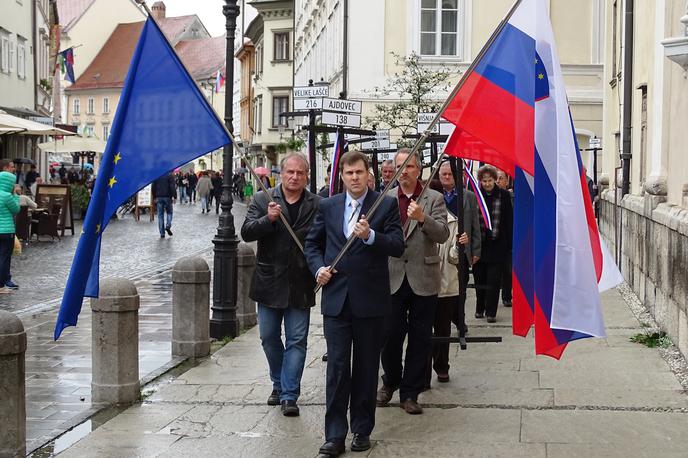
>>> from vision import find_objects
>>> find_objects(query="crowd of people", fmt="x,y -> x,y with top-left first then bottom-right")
241,150 -> 515,457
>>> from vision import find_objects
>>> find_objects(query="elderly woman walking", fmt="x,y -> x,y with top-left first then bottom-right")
472,165 -> 513,323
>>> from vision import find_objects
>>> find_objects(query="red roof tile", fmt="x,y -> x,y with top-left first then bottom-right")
67,20 -> 225,91
175,36 -> 226,81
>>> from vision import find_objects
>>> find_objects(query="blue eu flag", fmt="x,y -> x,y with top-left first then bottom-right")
54,17 -> 230,340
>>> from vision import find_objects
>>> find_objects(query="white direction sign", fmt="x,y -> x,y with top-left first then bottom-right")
589,137 -> 601,148
322,111 -> 361,128
416,113 -> 454,135
293,85 -> 330,98
322,97 -> 362,114
362,138 -> 391,150
293,98 -> 322,110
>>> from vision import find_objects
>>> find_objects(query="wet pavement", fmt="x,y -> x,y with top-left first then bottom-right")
52,287 -> 688,458
3,200 -> 248,453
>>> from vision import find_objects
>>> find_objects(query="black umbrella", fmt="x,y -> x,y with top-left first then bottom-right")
13,157 -> 36,165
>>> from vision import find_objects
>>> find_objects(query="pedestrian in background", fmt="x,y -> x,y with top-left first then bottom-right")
152,172 -> 176,238
211,171 -> 223,214
196,171 -> 213,214
176,172 -> 188,203
496,169 -> 513,308
241,153 -> 320,417
187,171 -> 198,203
473,165 -> 513,323
0,169 -> 20,294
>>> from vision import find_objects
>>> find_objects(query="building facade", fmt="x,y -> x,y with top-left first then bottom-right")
294,0 -> 606,188
242,0 -> 293,171
599,0 -> 688,358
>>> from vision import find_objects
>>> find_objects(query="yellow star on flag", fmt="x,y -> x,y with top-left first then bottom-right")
108,176 -> 117,188
113,153 -> 122,164
538,73 -> 544,80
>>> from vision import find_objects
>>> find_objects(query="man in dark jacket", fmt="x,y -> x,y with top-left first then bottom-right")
241,153 -> 320,417
151,172 -> 176,238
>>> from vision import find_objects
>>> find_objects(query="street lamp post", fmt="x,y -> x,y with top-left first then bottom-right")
210,0 -> 241,339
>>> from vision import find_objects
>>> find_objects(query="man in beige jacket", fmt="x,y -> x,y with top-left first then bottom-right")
377,148 -> 449,415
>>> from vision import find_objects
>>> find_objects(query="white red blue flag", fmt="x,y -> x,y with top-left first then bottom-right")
441,0 -> 622,358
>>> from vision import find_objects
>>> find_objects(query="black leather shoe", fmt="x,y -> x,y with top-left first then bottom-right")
318,440 -> 345,456
351,434 -> 370,452
401,398 -> 423,415
322,353 -> 328,362
267,389 -> 280,406
376,384 -> 396,407
281,399 -> 300,417
165,227 -> 173,236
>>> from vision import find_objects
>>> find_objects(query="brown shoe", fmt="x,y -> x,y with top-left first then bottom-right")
376,384 -> 396,407
400,398 -> 423,415
437,373 -> 450,383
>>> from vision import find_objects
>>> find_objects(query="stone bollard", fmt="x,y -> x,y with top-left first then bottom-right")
0,311 -> 26,457
172,256 -> 210,358
237,242 -> 257,329
91,278 -> 140,404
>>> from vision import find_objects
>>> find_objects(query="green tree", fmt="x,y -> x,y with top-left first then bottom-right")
365,52 -> 458,146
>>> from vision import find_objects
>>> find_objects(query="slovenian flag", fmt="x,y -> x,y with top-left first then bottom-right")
214,69 -> 225,93
441,0 -> 622,358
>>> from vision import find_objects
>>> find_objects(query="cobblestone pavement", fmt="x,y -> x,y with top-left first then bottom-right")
55,288 -> 688,458
5,200 -> 249,453
4,199 -> 247,314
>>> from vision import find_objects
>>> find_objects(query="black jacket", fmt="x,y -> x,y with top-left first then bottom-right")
478,186 -> 513,263
241,186 -> 321,309
152,173 -> 176,198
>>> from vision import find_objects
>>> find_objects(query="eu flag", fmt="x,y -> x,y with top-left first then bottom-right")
54,17 -> 230,340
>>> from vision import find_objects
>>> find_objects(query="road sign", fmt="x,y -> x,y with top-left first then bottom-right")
374,129 -> 390,139
293,85 -> 330,98
293,98 -> 322,110
589,137 -> 601,148
362,138 -> 391,150
416,113 -> 454,135
322,111 -> 361,128
322,97 -> 362,114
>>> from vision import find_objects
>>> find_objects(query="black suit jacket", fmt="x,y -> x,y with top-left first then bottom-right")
305,190 -> 404,318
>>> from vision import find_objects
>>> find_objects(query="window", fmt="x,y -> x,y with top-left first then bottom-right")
255,42 -> 263,75
85,124 -> 94,137
73,98 -> 80,115
103,97 -> 109,114
420,0 -> 460,57
16,37 -> 25,79
9,38 -> 15,73
0,33 -> 8,73
274,32 -> 290,61
87,97 -> 94,114
102,124 -> 110,141
253,95 -> 263,134
639,85 -> 647,186
272,96 -> 289,127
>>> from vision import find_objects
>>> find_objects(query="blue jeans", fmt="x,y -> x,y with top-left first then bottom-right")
257,304 -> 310,402
200,196 -> 209,212
156,197 -> 173,236
178,187 -> 188,203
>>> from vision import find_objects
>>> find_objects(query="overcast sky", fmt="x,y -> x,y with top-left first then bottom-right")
146,0 -> 256,37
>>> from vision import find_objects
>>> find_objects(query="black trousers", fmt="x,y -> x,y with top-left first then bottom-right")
501,252 -> 513,303
425,295 -> 457,385
323,299 -> 385,442
381,277 -> 437,401
473,260 -> 502,318
0,233 -> 13,286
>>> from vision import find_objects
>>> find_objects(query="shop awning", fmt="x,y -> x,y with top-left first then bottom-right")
0,111 -> 75,136
38,135 -> 107,154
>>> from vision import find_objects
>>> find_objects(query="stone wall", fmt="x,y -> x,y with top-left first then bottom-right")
599,189 -> 688,357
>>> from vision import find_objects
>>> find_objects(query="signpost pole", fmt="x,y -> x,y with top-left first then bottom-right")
307,79 -> 317,193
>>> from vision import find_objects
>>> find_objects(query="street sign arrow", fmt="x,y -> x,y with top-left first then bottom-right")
322,97 -> 362,114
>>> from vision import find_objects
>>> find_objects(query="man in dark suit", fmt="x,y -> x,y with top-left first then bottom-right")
305,151 -> 404,457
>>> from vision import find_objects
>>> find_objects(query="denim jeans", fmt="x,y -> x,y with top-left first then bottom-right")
257,304 -> 310,402
156,197 -> 173,236
178,187 -> 188,203
200,196 -> 209,212
0,233 -> 14,286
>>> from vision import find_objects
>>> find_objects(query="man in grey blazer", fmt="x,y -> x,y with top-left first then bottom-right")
378,148 -> 449,415
437,161 -> 481,334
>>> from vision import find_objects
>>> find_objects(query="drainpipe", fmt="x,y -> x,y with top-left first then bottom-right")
621,0 -> 634,196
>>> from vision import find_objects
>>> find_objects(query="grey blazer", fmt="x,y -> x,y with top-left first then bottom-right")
388,187 -> 450,296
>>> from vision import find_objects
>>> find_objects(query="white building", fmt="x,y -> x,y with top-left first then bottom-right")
294,0 -> 606,188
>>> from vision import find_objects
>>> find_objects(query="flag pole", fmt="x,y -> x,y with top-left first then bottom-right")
136,1 -> 304,253
314,0 -> 523,292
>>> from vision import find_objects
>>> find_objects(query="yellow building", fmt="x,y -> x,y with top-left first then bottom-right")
600,0 -> 688,357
